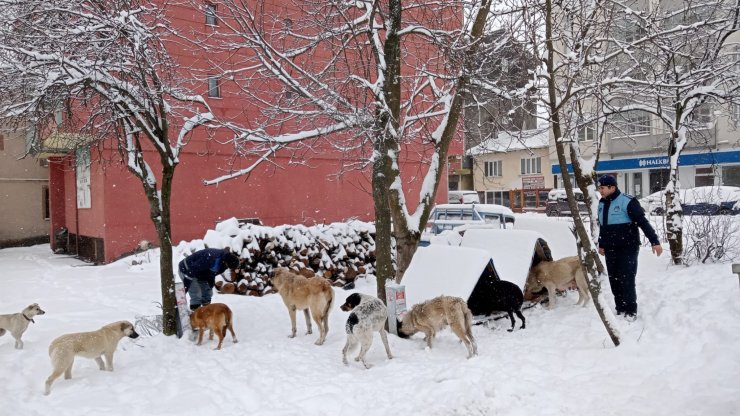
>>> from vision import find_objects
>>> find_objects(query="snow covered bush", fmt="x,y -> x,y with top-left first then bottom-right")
682,215 -> 740,264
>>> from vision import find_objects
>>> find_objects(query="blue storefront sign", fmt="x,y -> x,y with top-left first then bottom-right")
551,150 -> 740,174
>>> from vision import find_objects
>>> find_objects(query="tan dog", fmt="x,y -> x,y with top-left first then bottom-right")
44,321 -> 139,395
525,256 -> 590,309
0,303 -> 45,349
272,267 -> 333,345
190,303 -> 238,350
397,295 -> 477,358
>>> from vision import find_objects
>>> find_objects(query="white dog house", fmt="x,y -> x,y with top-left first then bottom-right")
402,230 -> 551,315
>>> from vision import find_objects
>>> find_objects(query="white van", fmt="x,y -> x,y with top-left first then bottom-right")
448,190 -> 481,204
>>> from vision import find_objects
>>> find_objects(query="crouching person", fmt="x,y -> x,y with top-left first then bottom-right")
178,248 -> 240,311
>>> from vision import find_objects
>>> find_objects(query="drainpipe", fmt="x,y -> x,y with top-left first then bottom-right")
73,156 -> 80,257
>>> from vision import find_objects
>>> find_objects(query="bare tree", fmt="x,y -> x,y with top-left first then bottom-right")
192,0 -> 516,300
0,0 -> 213,336
601,0 -> 740,265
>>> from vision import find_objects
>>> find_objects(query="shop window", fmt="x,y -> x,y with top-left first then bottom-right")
695,166 -> 715,187
722,165 -> 740,186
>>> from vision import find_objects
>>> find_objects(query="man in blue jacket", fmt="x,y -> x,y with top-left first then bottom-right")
178,248 -> 240,311
597,175 -> 662,321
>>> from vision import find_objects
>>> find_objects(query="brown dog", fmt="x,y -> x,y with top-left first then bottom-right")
525,256 -> 590,309
190,303 -> 238,350
44,321 -> 139,395
397,295 -> 477,358
271,267 -> 333,345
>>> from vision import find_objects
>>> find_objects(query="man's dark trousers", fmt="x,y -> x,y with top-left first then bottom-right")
604,246 -> 640,315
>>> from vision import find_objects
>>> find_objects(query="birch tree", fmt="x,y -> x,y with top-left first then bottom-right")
194,0 -> 516,299
0,0 -> 213,336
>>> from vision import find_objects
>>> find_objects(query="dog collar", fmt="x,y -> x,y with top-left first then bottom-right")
22,313 -> 35,323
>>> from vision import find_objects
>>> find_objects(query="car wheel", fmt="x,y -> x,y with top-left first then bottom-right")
719,208 -> 731,215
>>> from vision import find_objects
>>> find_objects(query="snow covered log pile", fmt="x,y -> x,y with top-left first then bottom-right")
175,218 -> 377,296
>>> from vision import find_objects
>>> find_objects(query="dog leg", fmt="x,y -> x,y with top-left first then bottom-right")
14,338 -> 23,349
226,322 -> 238,343
208,328 -> 214,341
197,326 -> 206,345
342,335 -> 357,366
515,310 -> 526,329
450,324 -> 474,358
506,311 -> 516,332
287,306 -> 297,338
64,363 -> 73,379
311,309 -> 326,345
422,328 -> 435,350
303,308 -> 313,336
95,356 -> 106,371
379,329 -> 393,360
214,327 -> 224,350
103,351 -> 115,371
45,369 -> 65,395
356,333 -> 373,369
544,282 -> 557,309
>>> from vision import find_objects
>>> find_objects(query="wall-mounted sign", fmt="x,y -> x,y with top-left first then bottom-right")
76,147 -> 91,209
522,175 -> 545,189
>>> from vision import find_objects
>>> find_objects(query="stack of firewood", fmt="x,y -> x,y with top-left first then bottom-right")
178,220 -> 377,297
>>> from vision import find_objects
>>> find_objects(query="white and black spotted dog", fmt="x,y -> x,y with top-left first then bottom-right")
340,293 -> 393,369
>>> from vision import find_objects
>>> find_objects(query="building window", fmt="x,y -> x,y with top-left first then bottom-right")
695,166 -> 715,187
0,133 -> 4,151
520,156 -> 542,175
39,158 -> 49,168
578,125 -> 596,142
485,190 -> 510,207
693,104 -> 712,126
42,186 -> 50,220
484,160 -> 502,177
207,76 -> 220,98
205,4 -> 217,26
624,111 -> 651,136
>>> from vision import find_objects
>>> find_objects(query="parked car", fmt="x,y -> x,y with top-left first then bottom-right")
639,186 -> 740,215
639,189 -> 685,215
425,203 -> 515,236
545,189 -> 588,217
448,190 -> 481,204
682,186 -> 740,215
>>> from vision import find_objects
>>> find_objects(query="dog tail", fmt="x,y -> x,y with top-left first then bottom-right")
463,304 -> 477,355
322,287 -> 334,332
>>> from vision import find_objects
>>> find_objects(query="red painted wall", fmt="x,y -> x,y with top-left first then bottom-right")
49,2 -> 457,262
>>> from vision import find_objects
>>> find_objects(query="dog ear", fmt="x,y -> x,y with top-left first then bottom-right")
120,322 -> 129,332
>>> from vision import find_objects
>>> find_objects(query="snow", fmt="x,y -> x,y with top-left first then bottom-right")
460,229 -> 545,289
2,236 -> 740,415
402,245 -> 493,307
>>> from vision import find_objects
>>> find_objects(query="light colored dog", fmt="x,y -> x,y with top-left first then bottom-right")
525,256 -> 590,309
272,267 -> 334,345
397,295 -> 477,358
44,320 -> 139,395
190,303 -> 238,350
0,303 -> 45,349
340,293 -> 393,369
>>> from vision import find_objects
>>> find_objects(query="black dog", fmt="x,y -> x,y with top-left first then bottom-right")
469,280 -> 526,332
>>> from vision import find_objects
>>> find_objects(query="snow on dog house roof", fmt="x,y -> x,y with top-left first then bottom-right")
402,245 -> 500,309
460,229 -> 547,290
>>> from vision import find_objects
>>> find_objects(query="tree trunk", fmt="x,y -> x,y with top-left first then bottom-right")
666,132 -> 684,265
665,186 -> 684,265
544,0 -> 619,346
372,149 -> 394,303
394,232 -> 419,283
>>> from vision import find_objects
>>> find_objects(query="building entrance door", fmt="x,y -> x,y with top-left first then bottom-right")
649,169 -> 670,193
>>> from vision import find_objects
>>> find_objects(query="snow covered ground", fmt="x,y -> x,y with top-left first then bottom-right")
1,231 -> 739,415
